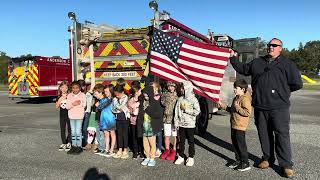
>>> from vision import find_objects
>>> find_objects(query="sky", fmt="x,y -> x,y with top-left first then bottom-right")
1,0 -> 319,58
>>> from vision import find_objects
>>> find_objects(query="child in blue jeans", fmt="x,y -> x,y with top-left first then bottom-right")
66,81 -> 86,155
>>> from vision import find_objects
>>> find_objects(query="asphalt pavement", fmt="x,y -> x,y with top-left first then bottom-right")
0,90 -> 319,180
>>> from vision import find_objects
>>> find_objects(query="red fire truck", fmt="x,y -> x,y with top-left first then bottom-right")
8,56 -> 72,99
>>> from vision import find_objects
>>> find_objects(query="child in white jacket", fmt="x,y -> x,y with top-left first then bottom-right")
174,81 -> 200,167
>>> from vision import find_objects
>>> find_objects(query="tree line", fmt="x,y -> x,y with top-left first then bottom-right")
281,41 -> 320,77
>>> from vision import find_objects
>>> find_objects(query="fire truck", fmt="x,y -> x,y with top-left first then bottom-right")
66,1 -> 261,135
8,56 -> 72,99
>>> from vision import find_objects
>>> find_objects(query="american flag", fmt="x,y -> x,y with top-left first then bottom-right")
150,29 -> 230,102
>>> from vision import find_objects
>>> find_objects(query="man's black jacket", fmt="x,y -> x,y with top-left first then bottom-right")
230,55 -> 303,110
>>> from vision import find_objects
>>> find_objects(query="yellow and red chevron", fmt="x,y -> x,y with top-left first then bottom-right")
26,64 -> 39,96
83,40 -> 150,58
8,64 -> 39,96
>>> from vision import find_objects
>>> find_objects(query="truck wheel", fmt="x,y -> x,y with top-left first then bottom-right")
196,97 -> 209,136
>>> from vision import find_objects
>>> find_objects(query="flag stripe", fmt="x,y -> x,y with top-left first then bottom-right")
180,47 -> 229,66
182,43 -> 230,59
178,66 -> 223,84
178,58 -> 226,74
177,63 -> 224,78
150,54 -> 187,80
151,63 -> 187,82
178,70 -> 223,87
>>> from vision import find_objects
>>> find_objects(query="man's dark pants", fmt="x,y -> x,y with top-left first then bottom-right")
254,108 -> 293,169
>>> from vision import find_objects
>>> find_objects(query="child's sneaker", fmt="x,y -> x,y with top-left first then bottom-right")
105,151 -> 115,157
147,159 -> 156,167
155,149 -> 162,158
58,144 -> 66,151
65,143 -> 71,152
98,150 -> 110,157
235,162 -> 251,172
166,150 -> 176,161
227,160 -> 240,168
139,153 -> 146,159
160,149 -> 170,160
94,149 -> 105,155
73,147 -> 83,155
67,146 -> 77,154
83,144 -> 92,151
132,153 -> 138,159
91,144 -> 98,153
186,157 -> 194,167
121,151 -> 129,159
113,150 -> 122,159
174,156 -> 184,165
141,158 -> 150,166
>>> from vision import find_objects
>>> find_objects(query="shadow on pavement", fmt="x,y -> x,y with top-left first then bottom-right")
16,97 -> 55,104
83,167 -> 110,180
196,131 -> 282,176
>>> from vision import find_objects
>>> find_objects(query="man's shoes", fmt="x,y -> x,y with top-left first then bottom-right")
258,160 -> 270,169
283,168 -> 294,178
227,160 -> 240,168
235,162 -> 251,172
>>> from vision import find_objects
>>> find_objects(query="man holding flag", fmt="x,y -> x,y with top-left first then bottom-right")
230,38 -> 302,178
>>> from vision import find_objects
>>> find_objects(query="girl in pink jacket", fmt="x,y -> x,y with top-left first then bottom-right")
66,81 -> 86,154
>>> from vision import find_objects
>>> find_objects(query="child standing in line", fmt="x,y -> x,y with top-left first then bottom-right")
84,106 -> 97,151
56,81 -> 71,152
81,82 -> 94,149
127,83 -> 143,159
100,84 -> 117,157
92,84 -> 107,155
112,85 -> 130,159
141,82 -> 163,167
174,81 -> 200,167
79,80 -> 91,145
66,81 -> 86,154
160,81 -> 178,161
218,79 -> 252,171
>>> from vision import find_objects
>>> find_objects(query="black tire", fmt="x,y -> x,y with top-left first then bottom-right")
196,96 -> 209,136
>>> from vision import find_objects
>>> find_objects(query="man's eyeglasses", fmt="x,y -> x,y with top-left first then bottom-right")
267,44 -> 282,48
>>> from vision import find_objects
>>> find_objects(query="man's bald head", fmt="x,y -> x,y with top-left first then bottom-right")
267,38 -> 283,58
